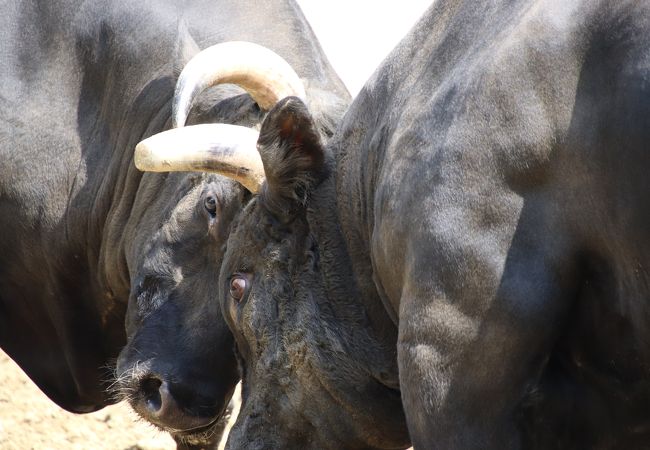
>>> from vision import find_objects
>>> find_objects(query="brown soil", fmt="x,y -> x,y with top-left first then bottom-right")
0,349 -> 237,450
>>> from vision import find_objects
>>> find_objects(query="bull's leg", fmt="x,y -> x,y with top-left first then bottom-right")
393,222 -> 575,449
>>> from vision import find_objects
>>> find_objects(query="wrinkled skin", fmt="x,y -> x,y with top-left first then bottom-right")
220,1 -> 650,448
0,0 -> 348,447
220,99 -> 409,449
220,207 -> 410,449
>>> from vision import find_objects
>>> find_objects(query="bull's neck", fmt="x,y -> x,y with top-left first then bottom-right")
307,174 -> 398,373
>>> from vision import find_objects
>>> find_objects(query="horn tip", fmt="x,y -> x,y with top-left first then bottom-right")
134,142 -> 152,171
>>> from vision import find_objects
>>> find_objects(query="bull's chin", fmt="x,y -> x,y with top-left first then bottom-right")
169,404 -> 233,449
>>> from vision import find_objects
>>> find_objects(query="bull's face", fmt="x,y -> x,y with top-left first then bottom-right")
112,41 -> 311,445
114,173 -> 244,445
122,41 -> 347,446
217,98 -> 410,449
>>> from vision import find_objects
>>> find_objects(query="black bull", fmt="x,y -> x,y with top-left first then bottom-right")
213,0 -> 650,449
0,0 -> 348,447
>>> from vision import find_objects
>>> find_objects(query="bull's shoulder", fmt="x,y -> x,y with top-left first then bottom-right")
341,0 -> 650,312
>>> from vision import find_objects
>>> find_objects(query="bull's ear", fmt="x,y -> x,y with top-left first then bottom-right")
257,96 -> 328,213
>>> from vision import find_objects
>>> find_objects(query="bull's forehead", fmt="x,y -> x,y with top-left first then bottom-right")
225,200 -> 269,255
158,175 -> 236,225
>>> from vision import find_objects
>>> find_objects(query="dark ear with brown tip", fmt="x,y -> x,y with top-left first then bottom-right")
256,96 -> 329,215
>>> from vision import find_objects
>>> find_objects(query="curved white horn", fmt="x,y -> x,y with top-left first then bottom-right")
173,41 -> 306,128
135,124 -> 265,193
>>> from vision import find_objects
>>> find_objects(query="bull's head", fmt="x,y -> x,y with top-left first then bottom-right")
135,64 -> 408,447
121,41 -> 307,448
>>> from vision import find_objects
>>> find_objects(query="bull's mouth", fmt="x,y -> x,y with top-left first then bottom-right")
173,415 -> 221,435
165,397 -> 232,434
170,405 -> 233,448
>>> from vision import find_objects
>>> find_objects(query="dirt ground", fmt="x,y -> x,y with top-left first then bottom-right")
0,349 -> 237,450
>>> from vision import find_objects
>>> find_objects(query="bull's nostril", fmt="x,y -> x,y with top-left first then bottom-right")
140,377 -> 163,412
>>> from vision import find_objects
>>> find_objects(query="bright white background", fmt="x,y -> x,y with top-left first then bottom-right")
296,0 -> 433,96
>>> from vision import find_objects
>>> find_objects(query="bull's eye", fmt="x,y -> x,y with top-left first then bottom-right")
230,276 -> 248,302
204,195 -> 217,217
